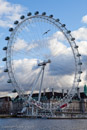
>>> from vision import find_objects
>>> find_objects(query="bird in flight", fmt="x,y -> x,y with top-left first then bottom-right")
43,29 -> 50,35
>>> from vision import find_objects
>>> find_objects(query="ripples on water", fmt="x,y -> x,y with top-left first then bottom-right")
0,118 -> 87,130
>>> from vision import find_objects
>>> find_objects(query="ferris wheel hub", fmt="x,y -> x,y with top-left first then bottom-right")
38,59 -> 51,66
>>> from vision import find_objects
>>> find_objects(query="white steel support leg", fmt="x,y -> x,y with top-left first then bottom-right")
36,108 -> 38,116
27,107 -> 28,115
32,105 -> 34,116
38,66 -> 45,102
28,68 -> 42,102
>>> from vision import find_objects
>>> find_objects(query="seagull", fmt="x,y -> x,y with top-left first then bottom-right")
43,29 -> 50,35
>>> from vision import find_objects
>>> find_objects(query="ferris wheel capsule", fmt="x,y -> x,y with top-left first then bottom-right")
5,36 -> 10,40
74,45 -> 78,48
77,79 -> 81,82
67,30 -> 71,34
27,12 -> 32,16
3,46 -> 7,50
77,53 -> 81,57
9,28 -> 13,32
61,24 -> 66,27
7,79 -> 12,83
78,71 -> 82,74
2,57 -> 7,61
14,20 -> 19,24
34,11 -> 39,15
49,14 -> 53,18
42,12 -> 46,16
78,62 -> 82,65
4,68 -> 8,72
55,19 -> 60,22
12,89 -> 17,93
20,15 -> 25,19
71,38 -> 75,41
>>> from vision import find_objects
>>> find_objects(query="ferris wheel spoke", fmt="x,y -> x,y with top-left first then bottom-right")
12,45 -> 42,60
35,18 -> 49,50
15,23 -> 41,58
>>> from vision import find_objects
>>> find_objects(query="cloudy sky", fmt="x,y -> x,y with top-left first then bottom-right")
0,0 -> 87,97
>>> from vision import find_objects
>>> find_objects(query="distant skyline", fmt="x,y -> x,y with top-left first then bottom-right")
0,0 -> 87,97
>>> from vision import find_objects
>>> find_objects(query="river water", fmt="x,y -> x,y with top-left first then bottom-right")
0,118 -> 87,130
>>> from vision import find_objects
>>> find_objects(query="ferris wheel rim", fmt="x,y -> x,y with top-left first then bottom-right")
3,12 -> 82,110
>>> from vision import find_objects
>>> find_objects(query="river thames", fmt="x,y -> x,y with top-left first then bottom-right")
0,118 -> 87,130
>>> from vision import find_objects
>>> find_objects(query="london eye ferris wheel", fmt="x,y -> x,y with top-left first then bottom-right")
3,11 -> 82,110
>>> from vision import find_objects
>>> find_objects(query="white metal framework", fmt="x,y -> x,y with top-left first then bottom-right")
3,11 -> 82,116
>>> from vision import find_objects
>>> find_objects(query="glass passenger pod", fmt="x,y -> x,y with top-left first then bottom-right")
77,79 -> 81,82
27,12 -> 32,16
78,71 -> 82,74
3,46 -> 7,50
20,15 -> 25,19
14,20 -> 19,24
4,69 -> 8,72
61,24 -> 66,27
78,62 -> 82,65
2,57 -> 7,61
34,11 -> 39,15
9,28 -> 13,32
74,45 -> 78,49
12,89 -> 17,93
55,19 -> 60,22
5,37 -> 10,40
67,30 -> 71,34
71,38 -> 75,41
42,12 -> 46,16
77,53 -> 81,57
49,14 -> 53,18
7,79 -> 12,83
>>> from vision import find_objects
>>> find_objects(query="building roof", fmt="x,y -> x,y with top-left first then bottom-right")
0,96 -> 12,101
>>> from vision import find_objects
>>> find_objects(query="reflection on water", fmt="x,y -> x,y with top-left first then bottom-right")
0,118 -> 87,130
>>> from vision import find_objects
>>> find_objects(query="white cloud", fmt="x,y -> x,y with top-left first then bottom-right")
13,58 -> 38,72
76,41 -> 87,56
82,15 -> 87,24
27,43 -> 38,51
0,0 -> 27,28
13,38 -> 28,51
0,19 -> 12,27
72,27 -> 87,41
52,31 -> 65,41
48,37 -> 71,56
11,58 -> 40,90
71,26 -> 87,57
